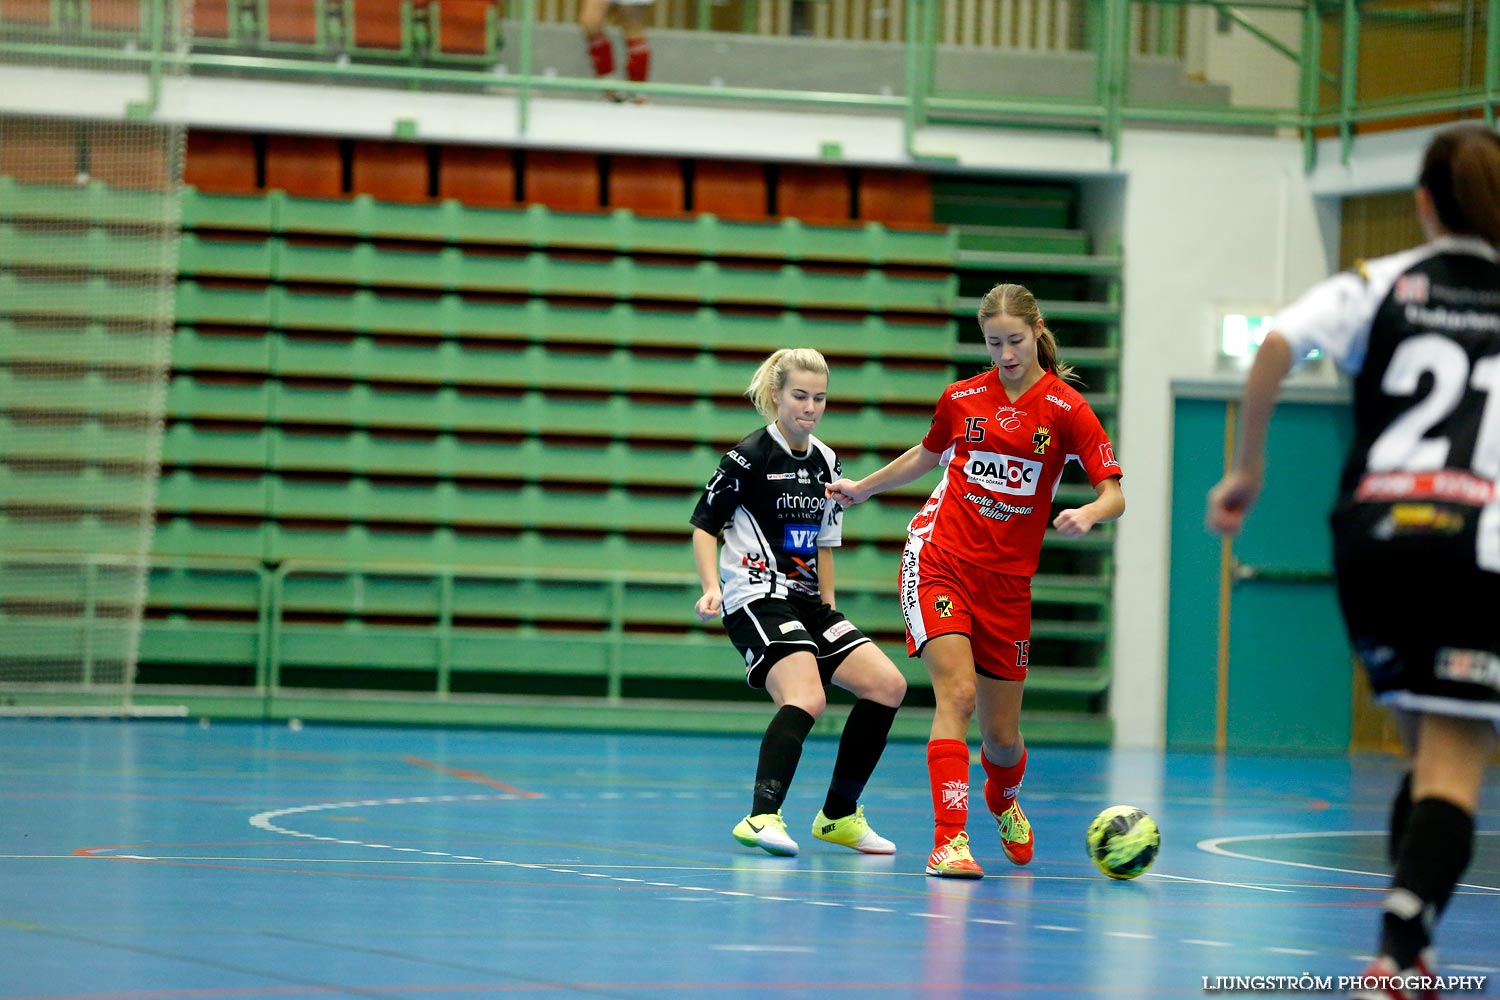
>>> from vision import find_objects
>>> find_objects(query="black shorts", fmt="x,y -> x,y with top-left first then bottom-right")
722,593 -> 871,689
1335,533 -> 1500,723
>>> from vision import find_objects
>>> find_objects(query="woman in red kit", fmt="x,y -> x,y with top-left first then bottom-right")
826,282 -> 1125,878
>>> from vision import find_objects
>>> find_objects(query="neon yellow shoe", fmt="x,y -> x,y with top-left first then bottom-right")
993,798 -> 1034,865
925,831 -> 984,879
811,805 -> 896,854
732,811 -> 798,856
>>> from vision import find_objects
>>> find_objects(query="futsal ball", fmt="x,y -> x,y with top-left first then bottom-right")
1085,805 -> 1160,880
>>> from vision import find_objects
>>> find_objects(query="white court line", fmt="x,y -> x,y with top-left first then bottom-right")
1197,830 -> 1500,892
1144,871 -> 1291,893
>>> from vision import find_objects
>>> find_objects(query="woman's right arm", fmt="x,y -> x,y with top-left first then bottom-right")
692,527 -> 723,621
825,444 -> 942,507
1207,330 -> 1293,537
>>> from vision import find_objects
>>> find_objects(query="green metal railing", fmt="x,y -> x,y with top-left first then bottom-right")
0,0 -> 1494,165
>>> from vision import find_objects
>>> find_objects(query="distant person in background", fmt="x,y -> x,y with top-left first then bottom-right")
1208,124 -> 1500,996
691,348 -> 907,858
579,0 -> 653,103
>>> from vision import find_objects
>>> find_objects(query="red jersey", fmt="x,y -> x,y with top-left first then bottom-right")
910,368 -> 1122,577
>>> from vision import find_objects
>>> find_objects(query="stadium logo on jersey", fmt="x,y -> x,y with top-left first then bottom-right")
1032,426 -> 1052,455
1099,443 -> 1119,468
995,406 -> 1026,431
964,451 -> 1042,496
1395,272 -> 1430,305
933,594 -> 954,619
784,524 -> 820,554
951,385 -> 988,400
1045,393 -> 1073,411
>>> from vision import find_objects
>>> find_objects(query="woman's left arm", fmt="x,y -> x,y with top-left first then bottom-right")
1052,476 -> 1125,537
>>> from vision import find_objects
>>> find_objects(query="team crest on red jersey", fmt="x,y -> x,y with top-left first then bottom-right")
1032,426 -> 1051,455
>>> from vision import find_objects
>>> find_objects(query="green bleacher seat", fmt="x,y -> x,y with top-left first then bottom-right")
2,415 -> 151,464
0,177 -> 177,227
177,234 -> 278,280
167,377 -> 272,422
184,189 -> 956,266
1,223 -> 174,274
161,424 -> 272,469
2,272 -> 167,323
3,368 -> 160,417
139,620 -> 262,666
176,281 -> 276,327
0,513 -> 148,555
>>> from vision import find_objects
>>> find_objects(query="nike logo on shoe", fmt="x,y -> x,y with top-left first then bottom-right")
746,820 -> 764,833
820,823 -> 837,835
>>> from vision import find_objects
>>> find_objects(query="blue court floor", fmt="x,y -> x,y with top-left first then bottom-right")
1,719 -> 1497,999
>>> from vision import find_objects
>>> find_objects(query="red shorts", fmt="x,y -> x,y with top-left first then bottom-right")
899,535 -> 1032,681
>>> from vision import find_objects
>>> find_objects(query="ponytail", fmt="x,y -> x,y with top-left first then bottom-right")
1420,125 -> 1500,249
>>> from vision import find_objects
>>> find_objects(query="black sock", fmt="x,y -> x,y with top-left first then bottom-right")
751,705 -> 816,816
1388,771 -> 1412,865
1379,796 -> 1475,968
822,700 -> 899,820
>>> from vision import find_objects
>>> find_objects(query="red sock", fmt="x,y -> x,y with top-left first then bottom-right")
586,32 -> 613,77
981,746 -> 1027,815
625,36 -> 649,83
927,739 -> 971,847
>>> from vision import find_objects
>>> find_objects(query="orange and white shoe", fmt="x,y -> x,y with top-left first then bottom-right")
925,831 -> 984,879
992,796 -> 1034,866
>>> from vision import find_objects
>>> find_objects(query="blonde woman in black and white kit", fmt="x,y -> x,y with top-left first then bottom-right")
691,348 -> 907,857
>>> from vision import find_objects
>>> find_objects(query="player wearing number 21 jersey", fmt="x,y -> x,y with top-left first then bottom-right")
1274,232 -> 1500,714
1207,125 -> 1500,996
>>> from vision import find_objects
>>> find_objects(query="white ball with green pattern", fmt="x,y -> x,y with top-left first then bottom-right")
1085,805 -> 1160,880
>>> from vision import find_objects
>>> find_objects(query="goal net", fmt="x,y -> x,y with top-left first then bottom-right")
0,0 -> 188,715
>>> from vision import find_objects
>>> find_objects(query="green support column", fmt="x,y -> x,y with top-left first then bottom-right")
1339,0 -> 1358,164
1487,0 -> 1499,127
1299,0 -> 1321,172
517,0 -> 536,135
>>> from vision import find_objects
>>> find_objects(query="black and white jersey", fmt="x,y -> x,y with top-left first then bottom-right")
1275,235 -> 1500,570
689,423 -> 843,615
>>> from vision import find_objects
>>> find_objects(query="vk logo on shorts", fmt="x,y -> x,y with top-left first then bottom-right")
784,524 -> 820,553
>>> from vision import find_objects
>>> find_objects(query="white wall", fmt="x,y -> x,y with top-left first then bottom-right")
1108,130 -> 1333,747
